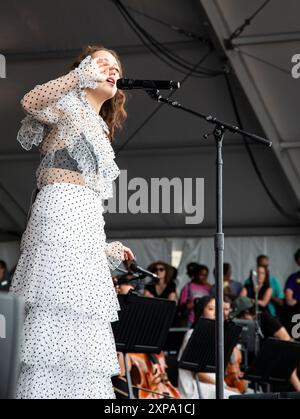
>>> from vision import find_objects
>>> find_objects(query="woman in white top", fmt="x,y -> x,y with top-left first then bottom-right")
10,45 -> 134,399
178,296 -> 239,399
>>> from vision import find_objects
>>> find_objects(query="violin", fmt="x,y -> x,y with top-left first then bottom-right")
225,347 -> 247,394
115,352 -> 181,399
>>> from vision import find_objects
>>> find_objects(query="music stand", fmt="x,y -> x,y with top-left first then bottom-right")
178,319 -> 242,398
233,319 -> 256,369
112,292 -> 177,399
244,338 -> 300,390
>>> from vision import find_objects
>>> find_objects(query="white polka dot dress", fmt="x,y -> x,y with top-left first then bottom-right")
9,55 -> 125,399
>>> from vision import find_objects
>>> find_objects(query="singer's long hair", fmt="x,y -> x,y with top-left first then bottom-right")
70,45 -> 127,141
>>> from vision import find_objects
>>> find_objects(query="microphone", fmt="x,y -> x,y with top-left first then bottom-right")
250,269 -> 259,294
115,273 -> 155,287
117,78 -> 180,91
115,267 -> 140,278
250,269 -> 258,289
129,260 -> 159,281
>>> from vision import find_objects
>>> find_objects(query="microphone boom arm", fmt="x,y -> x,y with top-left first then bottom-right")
144,87 -> 272,400
145,89 -> 272,147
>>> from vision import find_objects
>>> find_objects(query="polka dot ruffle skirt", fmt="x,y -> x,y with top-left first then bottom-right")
10,182 -> 120,399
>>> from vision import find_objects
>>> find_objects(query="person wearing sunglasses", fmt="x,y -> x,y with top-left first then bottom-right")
144,261 -> 177,301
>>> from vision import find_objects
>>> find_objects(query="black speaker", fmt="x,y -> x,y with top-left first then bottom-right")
0,293 -> 24,399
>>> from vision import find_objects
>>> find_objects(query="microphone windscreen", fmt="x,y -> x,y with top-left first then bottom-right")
129,261 -> 138,273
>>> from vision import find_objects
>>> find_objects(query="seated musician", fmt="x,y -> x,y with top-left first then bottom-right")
178,296 -> 241,399
112,274 -> 181,399
232,296 -> 300,392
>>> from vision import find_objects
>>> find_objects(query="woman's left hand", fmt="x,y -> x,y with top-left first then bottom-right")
123,246 -> 135,261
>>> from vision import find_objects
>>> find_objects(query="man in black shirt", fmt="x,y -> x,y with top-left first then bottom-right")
231,296 -> 300,391
231,296 -> 290,340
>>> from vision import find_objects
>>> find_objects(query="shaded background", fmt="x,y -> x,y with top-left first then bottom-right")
0,0 -> 299,286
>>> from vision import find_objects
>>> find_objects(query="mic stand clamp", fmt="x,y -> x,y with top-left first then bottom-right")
146,89 -> 161,101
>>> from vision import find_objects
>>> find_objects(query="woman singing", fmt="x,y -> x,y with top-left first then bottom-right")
10,45 -> 134,399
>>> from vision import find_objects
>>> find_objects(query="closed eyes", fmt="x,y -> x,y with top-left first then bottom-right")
97,58 -> 120,74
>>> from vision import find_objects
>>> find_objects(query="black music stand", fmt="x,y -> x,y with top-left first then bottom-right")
233,319 -> 256,370
178,318 -> 242,399
244,338 -> 300,390
112,292 -> 177,399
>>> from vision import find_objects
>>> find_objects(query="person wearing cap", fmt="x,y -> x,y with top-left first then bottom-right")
231,296 -> 289,340
285,248 -> 300,306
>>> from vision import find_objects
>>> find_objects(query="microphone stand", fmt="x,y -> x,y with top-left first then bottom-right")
145,89 -> 272,399
253,283 -> 264,393
254,285 -> 264,357
251,271 -> 264,357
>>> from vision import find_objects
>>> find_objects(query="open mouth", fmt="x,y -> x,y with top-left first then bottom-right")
106,77 -> 115,86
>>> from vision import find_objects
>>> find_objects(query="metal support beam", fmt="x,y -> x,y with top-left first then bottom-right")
280,141 -> 300,150
199,0 -> 300,204
2,40 -> 201,62
229,32 -> 300,47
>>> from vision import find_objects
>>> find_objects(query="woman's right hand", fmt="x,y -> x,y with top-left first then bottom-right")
75,55 -> 111,89
122,246 -> 135,262
93,58 -> 111,82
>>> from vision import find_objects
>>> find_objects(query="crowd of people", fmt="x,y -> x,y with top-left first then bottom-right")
112,248 -> 300,398
121,250 -> 300,332
1,248 -> 300,398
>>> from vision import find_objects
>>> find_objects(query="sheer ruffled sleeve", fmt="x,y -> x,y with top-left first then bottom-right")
17,55 -> 102,151
20,55 -> 101,125
105,241 -> 124,270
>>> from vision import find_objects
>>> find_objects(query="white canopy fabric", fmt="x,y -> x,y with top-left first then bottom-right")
0,0 -> 299,242
1,234 -> 299,291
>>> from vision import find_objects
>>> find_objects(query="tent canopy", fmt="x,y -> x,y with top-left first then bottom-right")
1,0 -> 299,241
